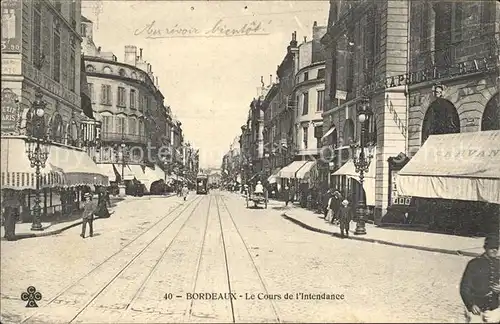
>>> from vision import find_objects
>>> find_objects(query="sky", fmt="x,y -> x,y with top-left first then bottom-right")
82,0 -> 329,168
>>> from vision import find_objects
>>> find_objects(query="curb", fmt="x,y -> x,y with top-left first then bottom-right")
6,195 -> 177,241
281,213 -> 480,258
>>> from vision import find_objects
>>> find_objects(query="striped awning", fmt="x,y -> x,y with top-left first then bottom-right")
1,137 -> 108,189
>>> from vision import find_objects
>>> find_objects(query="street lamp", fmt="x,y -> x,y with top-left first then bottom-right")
350,98 -> 374,235
25,89 -> 50,231
120,142 -> 126,183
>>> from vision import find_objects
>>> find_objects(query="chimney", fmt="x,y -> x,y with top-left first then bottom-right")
97,46 -> 101,52
139,48 -> 143,59
304,36 -> 307,43
269,74 -> 272,85
124,45 -> 137,65
313,21 -> 317,27
156,76 -> 159,86
292,31 -> 296,42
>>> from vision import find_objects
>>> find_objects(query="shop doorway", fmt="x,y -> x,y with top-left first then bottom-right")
481,93 -> 499,131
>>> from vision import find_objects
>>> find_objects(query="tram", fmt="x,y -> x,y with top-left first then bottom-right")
196,174 -> 209,194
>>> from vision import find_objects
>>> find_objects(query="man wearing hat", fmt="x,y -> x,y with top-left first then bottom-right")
338,199 -> 353,238
460,233 -> 499,323
80,192 -> 98,238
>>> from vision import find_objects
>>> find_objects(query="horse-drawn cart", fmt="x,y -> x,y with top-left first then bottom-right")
246,189 -> 268,209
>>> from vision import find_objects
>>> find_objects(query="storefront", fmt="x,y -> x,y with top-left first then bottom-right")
396,131 -> 500,233
1,136 -> 109,221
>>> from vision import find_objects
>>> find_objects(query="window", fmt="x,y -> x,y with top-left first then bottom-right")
117,87 -> 126,107
317,68 -> 325,79
317,90 -> 325,112
32,1 -> 42,67
304,72 -> 309,81
116,116 -> 125,135
129,118 -> 137,135
69,51 -> 75,91
452,2 -> 463,42
302,92 -> 309,115
81,24 -> 87,37
89,83 -> 95,103
303,126 -> 308,149
52,24 -> 61,82
102,116 -> 112,134
139,119 -> 145,136
101,85 -> 112,105
315,126 -> 323,148
130,90 -> 136,109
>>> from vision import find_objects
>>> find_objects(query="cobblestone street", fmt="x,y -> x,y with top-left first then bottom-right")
1,192 -> 471,323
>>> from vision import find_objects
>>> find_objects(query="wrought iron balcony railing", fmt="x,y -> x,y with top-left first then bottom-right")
101,132 -> 147,144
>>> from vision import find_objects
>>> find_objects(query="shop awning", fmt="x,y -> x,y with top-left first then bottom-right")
48,144 -> 109,187
141,166 -> 165,190
295,161 -> 316,179
332,157 -> 376,206
97,164 -> 117,182
128,164 -> 145,182
277,161 -> 308,178
396,131 -> 500,204
1,137 -> 65,190
321,126 -> 336,140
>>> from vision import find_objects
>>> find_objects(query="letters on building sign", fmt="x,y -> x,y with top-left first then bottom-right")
437,149 -> 500,159
1,88 -> 20,132
390,171 -> 411,206
358,55 -> 498,96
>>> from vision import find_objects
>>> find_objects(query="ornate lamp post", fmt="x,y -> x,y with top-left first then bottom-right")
350,98 -> 375,235
25,89 -> 50,231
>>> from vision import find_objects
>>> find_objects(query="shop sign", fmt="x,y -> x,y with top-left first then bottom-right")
358,55 -> 499,96
390,170 -> 411,206
23,62 -> 80,107
1,57 -> 21,75
1,88 -> 19,132
1,0 -> 22,53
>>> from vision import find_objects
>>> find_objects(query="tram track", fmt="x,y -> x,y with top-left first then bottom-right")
211,192 -> 281,323
21,195 -> 204,324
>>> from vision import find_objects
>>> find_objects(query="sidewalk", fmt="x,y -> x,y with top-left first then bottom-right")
1,194 -> 175,241
271,199 -> 485,257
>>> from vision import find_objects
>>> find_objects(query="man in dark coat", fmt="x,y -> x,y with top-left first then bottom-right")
2,189 -> 20,241
330,190 -> 342,224
80,193 -> 98,238
338,199 -> 352,238
460,234 -> 500,323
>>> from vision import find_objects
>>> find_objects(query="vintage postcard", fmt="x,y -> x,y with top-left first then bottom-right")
1,0 -> 499,323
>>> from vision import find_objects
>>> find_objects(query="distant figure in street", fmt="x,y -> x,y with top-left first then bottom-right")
80,193 -> 97,238
460,234 -> 499,323
323,189 -> 333,219
283,186 -> 290,206
254,181 -> 264,194
2,189 -> 20,241
181,184 -> 189,201
338,199 -> 352,238
330,190 -> 342,224
96,187 -> 113,219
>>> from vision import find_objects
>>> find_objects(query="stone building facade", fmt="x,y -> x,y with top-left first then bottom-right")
322,0 -> 499,224
2,0 -> 84,143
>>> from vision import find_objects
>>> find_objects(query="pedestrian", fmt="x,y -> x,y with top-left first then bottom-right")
95,187 -> 113,219
2,189 -> 20,241
330,190 -> 342,225
283,185 -> 290,206
181,183 -> 189,201
323,189 -> 333,219
338,199 -> 352,238
80,192 -> 97,238
460,233 -> 499,323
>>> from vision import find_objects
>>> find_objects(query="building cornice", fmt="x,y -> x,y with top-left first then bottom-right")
293,78 -> 325,92
296,61 -> 325,76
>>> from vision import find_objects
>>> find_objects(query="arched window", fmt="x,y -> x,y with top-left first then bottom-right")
421,98 -> 460,144
102,66 -> 112,74
342,119 -> 355,145
118,68 -> 126,77
67,120 -> 79,146
481,93 -> 499,131
131,72 -> 137,79
51,113 -> 64,143
86,64 -> 95,72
